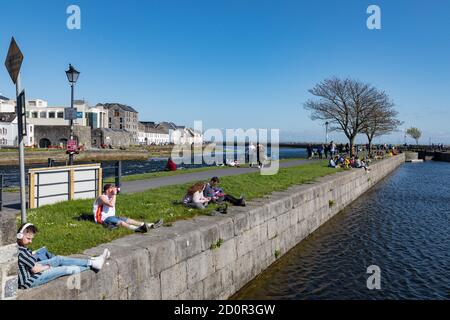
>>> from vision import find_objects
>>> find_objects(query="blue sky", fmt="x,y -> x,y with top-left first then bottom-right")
0,0 -> 449,143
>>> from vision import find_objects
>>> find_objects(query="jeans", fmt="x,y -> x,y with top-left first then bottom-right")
103,216 -> 128,226
30,256 -> 91,288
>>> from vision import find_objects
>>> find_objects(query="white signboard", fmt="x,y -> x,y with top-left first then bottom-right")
29,164 -> 102,208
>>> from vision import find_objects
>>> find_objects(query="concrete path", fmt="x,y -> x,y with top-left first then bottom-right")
1,159 -> 317,213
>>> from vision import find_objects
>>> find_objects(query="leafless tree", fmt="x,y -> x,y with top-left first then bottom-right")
304,77 -> 382,153
362,91 -> 403,155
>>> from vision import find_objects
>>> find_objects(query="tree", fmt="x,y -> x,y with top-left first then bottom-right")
363,91 -> 403,155
406,127 -> 422,145
304,77 -> 382,153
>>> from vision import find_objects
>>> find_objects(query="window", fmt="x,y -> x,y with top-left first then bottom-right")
29,126 -> 32,133
114,111 -> 120,117
49,112 -> 55,118
26,112 -> 30,118
120,118 -> 123,123
57,112 -> 64,119
40,112 -> 47,118
32,112 -> 38,118
109,117 -> 112,123
120,124 -> 123,130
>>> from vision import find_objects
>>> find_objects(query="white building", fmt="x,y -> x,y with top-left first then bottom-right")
0,113 -> 34,147
0,94 -> 15,113
138,122 -> 170,145
156,122 -> 203,145
24,99 -> 107,129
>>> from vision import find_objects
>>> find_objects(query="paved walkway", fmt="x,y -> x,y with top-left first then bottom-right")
1,159 -> 317,213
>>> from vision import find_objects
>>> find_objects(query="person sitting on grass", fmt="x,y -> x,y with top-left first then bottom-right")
182,182 -> 210,209
17,223 -> 110,289
164,157 -> 177,171
328,156 -> 339,168
93,184 -> 163,233
204,177 -> 246,206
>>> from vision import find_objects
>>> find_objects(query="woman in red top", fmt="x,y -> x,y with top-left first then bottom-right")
165,157 -> 177,171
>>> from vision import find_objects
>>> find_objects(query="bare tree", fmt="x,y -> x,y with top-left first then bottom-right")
363,91 -> 403,155
304,77 -> 381,153
406,127 -> 422,145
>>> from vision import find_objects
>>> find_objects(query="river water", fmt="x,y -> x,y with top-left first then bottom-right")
233,161 -> 450,300
0,147 -> 307,187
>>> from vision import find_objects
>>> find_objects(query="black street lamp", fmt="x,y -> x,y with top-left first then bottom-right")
325,121 -> 329,144
65,64 -> 80,165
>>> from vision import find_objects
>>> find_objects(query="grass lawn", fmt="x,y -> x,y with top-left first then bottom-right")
21,161 -> 339,256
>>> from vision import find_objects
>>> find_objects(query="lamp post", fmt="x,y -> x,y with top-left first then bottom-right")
325,121 -> 329,144
65,64 -> 80,165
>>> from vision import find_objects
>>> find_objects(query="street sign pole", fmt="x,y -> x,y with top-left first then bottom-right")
5,37 -> 27,223
16,74 -> 27,223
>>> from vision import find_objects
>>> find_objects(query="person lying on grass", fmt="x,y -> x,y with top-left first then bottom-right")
204,177 -> 246,207
17,223 -> 110,289
182,181 -> 211,209
93,184 -> 163,232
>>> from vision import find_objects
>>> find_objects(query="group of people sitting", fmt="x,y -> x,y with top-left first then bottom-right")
17,175 -> 245,290
329,154 -> 370,171
181,176 -> 246,210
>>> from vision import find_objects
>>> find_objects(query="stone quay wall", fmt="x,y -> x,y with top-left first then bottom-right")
17,154 -> 405,300
0,211 -> 18,300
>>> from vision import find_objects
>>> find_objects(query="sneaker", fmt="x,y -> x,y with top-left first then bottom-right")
240,198 -> 246,207
91,255 -> 105,271
103,248 -> 111,260
150,219 -> 164,229
135,223 -> 148,233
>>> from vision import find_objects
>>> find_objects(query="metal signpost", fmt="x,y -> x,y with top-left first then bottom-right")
4,37 -> 27,223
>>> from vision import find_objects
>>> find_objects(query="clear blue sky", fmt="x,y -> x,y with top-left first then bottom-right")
1,0 -> 449,143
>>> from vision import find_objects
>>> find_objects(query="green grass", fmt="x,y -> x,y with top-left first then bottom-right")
21,161 -> 339,256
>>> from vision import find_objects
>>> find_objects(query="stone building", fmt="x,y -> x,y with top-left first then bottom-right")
33,125 -> 91,148
91,128 -> 134,148
98,103 -> 139,143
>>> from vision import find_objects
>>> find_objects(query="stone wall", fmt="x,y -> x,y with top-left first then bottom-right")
0,212 -> 18,300
91,128 -> 134,148
18,154 -> 405,300
34,125 -> 91,148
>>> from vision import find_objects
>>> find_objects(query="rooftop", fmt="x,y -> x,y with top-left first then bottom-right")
99,103 -> 139,113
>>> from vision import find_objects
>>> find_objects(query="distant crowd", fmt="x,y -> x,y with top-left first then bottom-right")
305,141 -> 401,171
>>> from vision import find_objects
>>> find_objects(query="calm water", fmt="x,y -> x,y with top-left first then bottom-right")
234,161 -> 450,300
0,147 -> 307,187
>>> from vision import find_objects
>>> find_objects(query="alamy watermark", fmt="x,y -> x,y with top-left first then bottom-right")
170,121 -> 280,175
367,5 -> 382,30
67,5 -> 81,30
366,265 -> 381,290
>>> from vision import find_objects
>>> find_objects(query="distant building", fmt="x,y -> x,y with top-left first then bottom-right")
0,112 -> 34,147
24,99 -> 108,129
98,103 -> 139,143
156,121 -> 203,145
138,121 -> 170,145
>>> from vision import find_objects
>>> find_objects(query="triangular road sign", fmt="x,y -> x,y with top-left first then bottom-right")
4,37 -> 24,84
